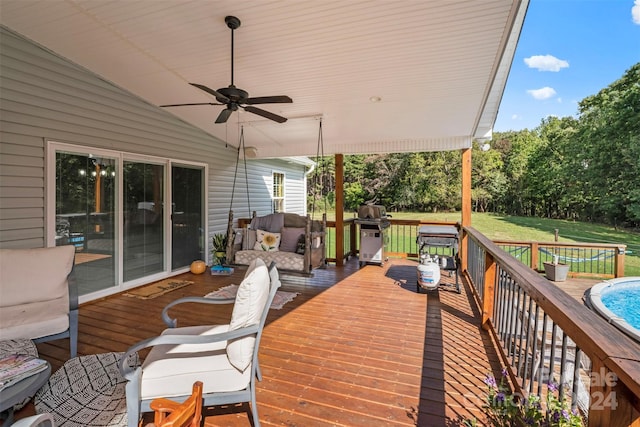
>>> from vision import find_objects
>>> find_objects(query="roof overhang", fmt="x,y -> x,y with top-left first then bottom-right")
0,0 -> 528,158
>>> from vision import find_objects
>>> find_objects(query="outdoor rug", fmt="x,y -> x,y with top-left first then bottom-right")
204,284 -> 299,310
123,279 -> 193,300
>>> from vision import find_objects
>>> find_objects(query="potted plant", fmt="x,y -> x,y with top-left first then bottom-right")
210,233 -> 228,266
544,255 -> 570,282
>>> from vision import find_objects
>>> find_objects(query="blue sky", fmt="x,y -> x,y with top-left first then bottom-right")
493,0 -> 640,132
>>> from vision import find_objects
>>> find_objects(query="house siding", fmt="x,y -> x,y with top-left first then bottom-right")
225,159 -> 309,220
0,27 -> 310,250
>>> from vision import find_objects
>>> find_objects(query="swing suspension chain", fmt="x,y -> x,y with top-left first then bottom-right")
229,126 -> 251,216
311,119 -> 325,219
242,129 -> 251,216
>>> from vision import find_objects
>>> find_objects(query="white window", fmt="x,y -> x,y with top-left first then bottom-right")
272,172 -> 285,213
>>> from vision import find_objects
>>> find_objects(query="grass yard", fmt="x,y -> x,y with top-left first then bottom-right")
319,210 -> 640,276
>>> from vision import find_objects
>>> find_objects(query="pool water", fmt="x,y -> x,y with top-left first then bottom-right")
587,277 -> 640,343
601,288 -> 640,330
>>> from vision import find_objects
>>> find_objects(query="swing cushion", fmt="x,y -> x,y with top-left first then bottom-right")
280,227 -> 305,252
253,229 -> 281,252
235,250 -> 305,272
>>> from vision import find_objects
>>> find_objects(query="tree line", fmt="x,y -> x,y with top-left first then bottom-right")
308,62 -> 639,229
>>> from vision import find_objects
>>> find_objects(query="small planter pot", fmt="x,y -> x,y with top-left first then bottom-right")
543,262 -> 570,282
214,251 -> 226,266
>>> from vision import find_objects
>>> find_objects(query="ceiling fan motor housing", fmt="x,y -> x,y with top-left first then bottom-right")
218,86 -> 248,103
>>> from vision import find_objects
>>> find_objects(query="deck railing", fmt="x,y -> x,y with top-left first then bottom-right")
326,218 -> 461,263
325,219 -> 626,278
496,240 -> 626,278
462,226 -> 640,427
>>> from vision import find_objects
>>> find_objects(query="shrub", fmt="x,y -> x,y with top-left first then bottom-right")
464,369 -> 583,427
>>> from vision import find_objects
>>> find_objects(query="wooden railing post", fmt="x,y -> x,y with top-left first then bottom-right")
615,245 -> 626,278
335,154 -> 344,266
531,242 -> 539,270
482,251 -> 496,330
350,220 -> 357,257
460,148 -> 472,273
589,359 -> 640,427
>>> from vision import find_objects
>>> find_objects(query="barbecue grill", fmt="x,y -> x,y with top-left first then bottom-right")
356,205 -> 391,266
416,225 -> 460,293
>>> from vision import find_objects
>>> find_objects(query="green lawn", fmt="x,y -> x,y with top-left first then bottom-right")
318,210 -> 640,276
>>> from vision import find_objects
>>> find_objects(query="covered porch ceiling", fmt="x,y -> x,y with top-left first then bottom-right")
0,0 -> 527,159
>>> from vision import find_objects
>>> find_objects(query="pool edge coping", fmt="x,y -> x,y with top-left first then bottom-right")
588,277 -> 640,344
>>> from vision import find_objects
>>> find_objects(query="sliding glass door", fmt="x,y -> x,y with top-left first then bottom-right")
51,142 -> 207,300
123,161 -> 166,282
55,151 -> 117,295
171,165 -> 204,270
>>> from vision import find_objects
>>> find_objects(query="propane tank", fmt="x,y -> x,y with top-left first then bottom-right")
417,256 -> 441,290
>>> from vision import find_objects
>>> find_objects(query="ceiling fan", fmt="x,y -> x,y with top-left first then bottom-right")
160,15 -> 292,124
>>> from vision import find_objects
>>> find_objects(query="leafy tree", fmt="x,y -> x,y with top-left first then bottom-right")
471,141 -> 506,212
492,130 -> 544,216
576,62 -> 640,227
525,116 -> 579,219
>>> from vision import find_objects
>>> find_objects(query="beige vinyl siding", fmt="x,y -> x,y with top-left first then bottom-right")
0,27 -> 310,249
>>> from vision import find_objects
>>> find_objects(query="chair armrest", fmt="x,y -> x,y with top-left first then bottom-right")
161,296 -> 235,328
119,324 -> 259,380
150,398 -> 180,412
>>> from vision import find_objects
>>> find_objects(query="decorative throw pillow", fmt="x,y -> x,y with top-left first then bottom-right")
295,234 -> 306,254
279,227 -> 305,252
253,229 -> 281,252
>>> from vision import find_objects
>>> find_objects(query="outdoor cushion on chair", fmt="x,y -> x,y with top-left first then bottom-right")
120,258 -> 281,427
0,246 -> 78,357
35,352 -> 139,427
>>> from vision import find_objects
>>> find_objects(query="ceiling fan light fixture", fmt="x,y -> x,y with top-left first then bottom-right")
244,146 -> 259,158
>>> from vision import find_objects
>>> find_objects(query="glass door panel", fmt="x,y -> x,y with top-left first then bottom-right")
55,152 -> 117,295
123,161 -> 165,282
171,165 -> 204,269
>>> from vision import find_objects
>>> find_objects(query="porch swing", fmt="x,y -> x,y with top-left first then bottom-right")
224,123 -> 327,276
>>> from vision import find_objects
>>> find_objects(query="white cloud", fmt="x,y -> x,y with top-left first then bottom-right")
633,0 -> 640,24
524,55 -> 569,72
511,114 -> 520,120
557,97 -> 562,103
527,87 -> 557,100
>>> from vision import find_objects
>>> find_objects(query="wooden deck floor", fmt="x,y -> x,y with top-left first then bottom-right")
19,258 -> 511,426
550,276 -> 602,303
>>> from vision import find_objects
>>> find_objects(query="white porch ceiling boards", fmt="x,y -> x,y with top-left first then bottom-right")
0,0 -> 527,159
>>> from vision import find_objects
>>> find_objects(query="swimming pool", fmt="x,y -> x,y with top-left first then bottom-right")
587,277 -> 640,343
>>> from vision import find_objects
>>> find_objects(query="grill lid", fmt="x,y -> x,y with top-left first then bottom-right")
358,204 -> 387,219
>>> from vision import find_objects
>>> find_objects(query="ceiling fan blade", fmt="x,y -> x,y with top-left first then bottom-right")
159,102 -> 223,107
245,95 -> 293,105
243,106 -> 288,123
190,83 -> 230,103
215,108 -> 234,124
